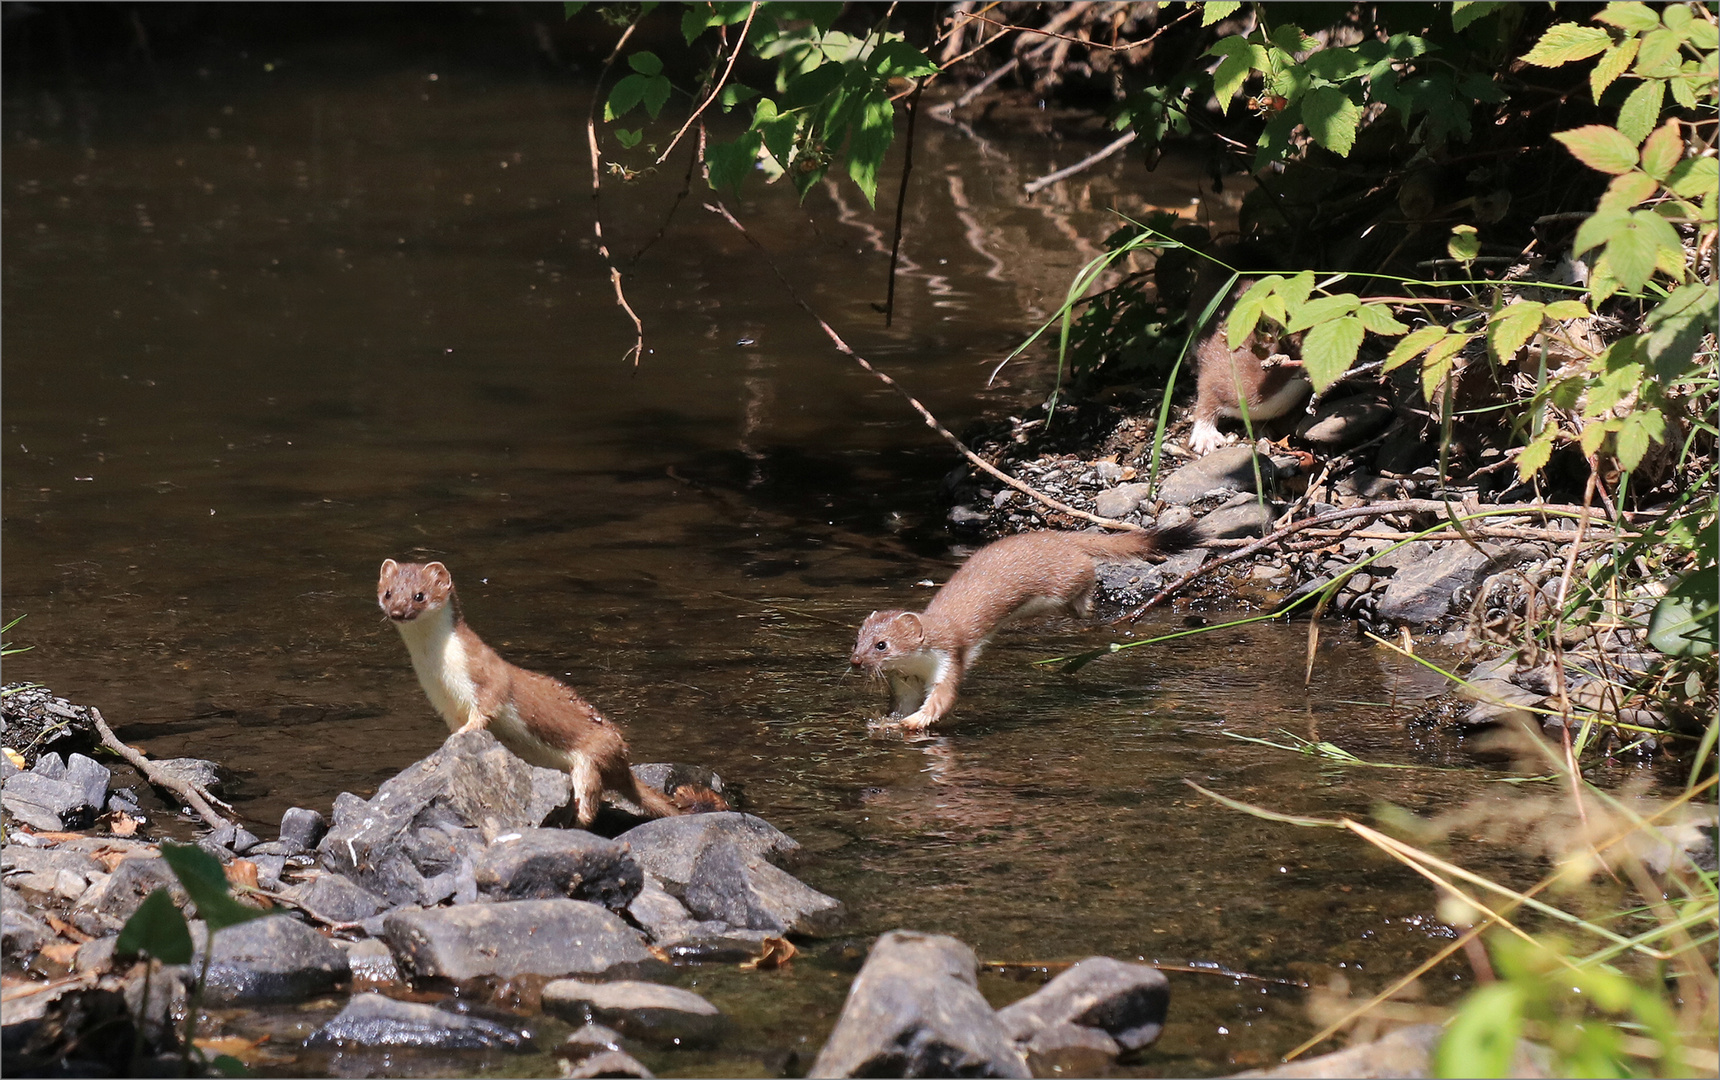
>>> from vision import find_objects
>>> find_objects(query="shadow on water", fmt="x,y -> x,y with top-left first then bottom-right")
4,9 -> 1538,1076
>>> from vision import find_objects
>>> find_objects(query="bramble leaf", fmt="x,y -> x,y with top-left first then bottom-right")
707,129 -> 762,192
1644,283 -> 1718,379
613,128 -> 642,149
1384,325 -> 1447,371
1648,565 -> 1719,656
1208,37 -> 1258,113
1554,125 -> 1641,174
1666,155 -> 1718,199
1225,277 -> 1278,349
1279,271 -> 1317,308
1302,315 -> 1365,390
627,50 -> 663,76
1301,86 -> 1360,156
1633,27 -> 1683,76
1354,303 -> 1408,336
1596,2 -> 1663,34
1421,334 -> 1470,400
1201,2 -> 1242,27
1542,299 -> 1592,320
1604,209 -> 1684,291
159,842 -> 267,932
1598,170 -> 1659,212
1573,209 -> 1629,255
116,888 -> 193,963
718,83 -> 760,112
1521,24 -> 1613,67
1615,78 -> 1665,145
1488,301 -> 1546,363
1448,224 -> 1481,261
1516,427 -> 1558,480
846,90 -> 895,206
1452,2 -> 1507,32
1591,38 -> 1641,102
1638,119 -> 1683,180
1284,292 -> 1360,333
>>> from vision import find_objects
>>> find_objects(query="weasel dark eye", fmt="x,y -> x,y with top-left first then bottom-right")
413,592 -> 425,603
874,640 -> 888,650
383,590 -> 391,599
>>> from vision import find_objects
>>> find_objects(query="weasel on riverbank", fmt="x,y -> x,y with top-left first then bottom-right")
1186,263 -> 1312,456
377,559 -> 680,825
850,526 -> 1195,731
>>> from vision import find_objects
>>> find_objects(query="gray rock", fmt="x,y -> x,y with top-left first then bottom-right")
625,878 -> 785,961
542,979 -> 724,1047
564,1049 -> 655,1078
683,837 -> 844,938
282,872 -> 388,925
195,914 -> 349,1003
1094,561 -> 1171,607
1156,504 -> 1195,530
153,758 -> 223,792
1159,446 -> 1276,505
74,854 -> 185,930
1458,679 -> 1543,727
1231,1021 -> 1551,1077
340,937 -> 402,983
64,754 -> 111,812
1009,1022 -> 1119,1077
252,855 -> 287,890
2,772 -> 93,831
75,935 -> 118,974
474,828 -> 642,910
996,957 -> 1168,1065
381,899 -> 657,982
405,824 -> 482,877
808,930 -> 1029,1079
308,991 -> 535,1050
1296,392 -> 1393,448
0,753 -> 17,782
619,812 -> 800,893
2,846 -> 105,896
1094,461 -> 1124,483
279,806 -> 327,853
1094,482 -> 1153,519
1376,542 -> 1502,625
30,753 -> 67,780
2,904 -> 54,959
1193,501 -> 1279,541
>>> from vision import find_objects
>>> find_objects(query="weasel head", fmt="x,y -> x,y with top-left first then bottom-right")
851,610 -> 925,674
378,559 -> 456,624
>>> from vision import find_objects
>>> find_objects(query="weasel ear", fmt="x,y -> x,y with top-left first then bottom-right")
423,562 -> 452,588
379,558 -> 399,577
894,611 -> 924,638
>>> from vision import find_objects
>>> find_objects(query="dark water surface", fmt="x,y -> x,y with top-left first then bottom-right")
5,17 -> 1537,1076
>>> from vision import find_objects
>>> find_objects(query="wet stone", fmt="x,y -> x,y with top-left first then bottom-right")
1193,501 -> 1279,541
996,956 -> 1169,1061
196,914 -> 350,1003
283,871 -> 389,925
619,812 -> 801,893
1159,446 -> 1276,505
153,758 -> 224,792
64,754 -> 111,812
682,836 -> 844,938
474,827 -> 642,910
2,903 -> 54,960
381,899 -> 657,982
74,854 -> 185,931
542,979 -> 724,1048
308,991 -> 535,1050
809,930 -> 1029,1079
341,937 -> 402,984
1458,679 -> 1542,727
564,1049 -> 655,1078
2,772 -> 94,832
1376,543 -> 1499,625
279,806 -> 328,853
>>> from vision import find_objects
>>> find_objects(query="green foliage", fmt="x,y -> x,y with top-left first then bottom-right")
115,887 -> 194,963
1,613 -> 30,657
158,842 -> 268,932
1648,564 -> 1719,657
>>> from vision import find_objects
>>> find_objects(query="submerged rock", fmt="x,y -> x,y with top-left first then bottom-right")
308,991 -> 535,1050
809,930 -> 1029,1079
197,914 -> 350,1003
381,899 -> 657,981
542,979 -> 724,1047
996,956 -> 1169,1072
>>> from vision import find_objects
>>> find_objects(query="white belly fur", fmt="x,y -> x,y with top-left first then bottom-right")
1215,372 -> 1311,420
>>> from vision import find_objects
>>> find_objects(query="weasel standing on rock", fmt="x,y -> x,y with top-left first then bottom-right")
1186,260 -> 1313,456
377,559 -> 680,825
850,526 -> 1195,731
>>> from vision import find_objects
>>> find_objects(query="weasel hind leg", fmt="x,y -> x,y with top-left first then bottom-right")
569,753 -> 604,827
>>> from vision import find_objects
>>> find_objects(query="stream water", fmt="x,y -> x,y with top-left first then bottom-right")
4,12 -> 1550,1076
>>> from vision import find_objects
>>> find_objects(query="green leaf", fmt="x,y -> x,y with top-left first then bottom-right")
1516,427 -> 1558,480
867,40 -> 937,79
1421,334 -> 1470,400
1302,315 -> 1365,390
1605,209 -> 1684,291
627,50 -> 663,76
1573,208 -> 1630,255
1596,2 -> 1663,34
564,2 -> 588,19
1354,303 -> 1408,336
1448,224 -> 1481,261
1668,66 -> 1701,108
718,83 -> 759,112
1585,358 -> 1646,415
1435,982 -> 1527,1078
1225,277 -> 1279,348
1284,292 -> 1360,334
1542,299 -> 1592,320
1615,408 -> 1656,469
1521,24 -> 1614,67
706,129 -> 762,192
1634,27 -> 1683,76
1208,37 -> 1258,113
159,842 -> 267,931
1615,77 -> 1666,145
681,5 -> 714,43
1300,87 -> 1360,156
1279,271 -> 1317,308
1644,283 -> 1718,379
846,90 -> 895,206
1304,46 -> 1372,83
1591,39 -> 1641,102
1268,25 -> 1317,56
612,127 -> 642,149
1598,170 -> 1659,212
1384,324 -> 1447,371
1638,119 -> 1684,179
1488,301 -> 1546,363
209,1055 -> 252,1078
604,74 -> 647,121
1201,1 -> 1242,27
1451,2 -> 1506,32
1648,564 -> 1719,656
1553,125 -> 1641,174
641,74 -> 671,119
116,888 -> 193,963
1666,155 -> 1718,198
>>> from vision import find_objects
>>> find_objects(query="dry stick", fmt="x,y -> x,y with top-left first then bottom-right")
586,21 -> 647,366
704,200 -> 1144,532
958,5 -> 1193,52
1022,130 -> 1137,195
654,2 -> 758,166
883,80 -> 925,328
1117,499 -> 1612,624
90,707 -> 232,832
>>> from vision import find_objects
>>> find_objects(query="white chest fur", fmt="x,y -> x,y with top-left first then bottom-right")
394,606 -> 478,732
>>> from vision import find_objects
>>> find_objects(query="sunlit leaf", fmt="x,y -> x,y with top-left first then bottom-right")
1644,283 -> 1718,379
707,129 -> 762,192
1648,564 -> 1719,656
116,888 -> 193,964
160,842 -> 267,931
1421,333 -> 1469,400
1522,24 -> 1614,67
1666,155 -> 1719,199
1542,299 -> 1592,320
1354,303 -> 1408,336
1301,86 -> 1360,156
1591,38 -> 1641,102
1200,1 -> 1242,27
1487,301 -> 1546,363
1225,277 -> 1279,348
1633,27 -> 1683,76
1208,37 -> 1257,113
1554,125 -> 1641,174
1597,170 -> 1659,212
1595,2 -> 1663,34
1574,209 -> 1629,255
1284,292 -> 1360,333
1384,324 -> 1447,371
1448,224 -> 1481,261
1302,315 -> 1365,390
1615,77 -> 1666,145
1451,2 -> 1506,32
846,90 -> 896,206
1604,209 -> 1684,291
1516,427 -> 1558,480
1638,119 -> 1684,180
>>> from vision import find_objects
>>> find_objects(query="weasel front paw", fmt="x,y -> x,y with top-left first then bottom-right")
1187,419 -> 1231,456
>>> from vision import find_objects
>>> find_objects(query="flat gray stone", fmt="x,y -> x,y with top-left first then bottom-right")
1159,446 -> 1276,505
619,812 -> 800,893
284,872 -> 389,925
74,854 -> 185,929
197,914 -> 350,1003
474,828 -> 642,910
1458,679 -> 1543,727
1194,502 -> 1278,541
2,903 -> 54,959
2,772 -> 91,831
308,991 -> 535,1050
1094,482 -> 1153,519
564,1049 -> 655,1078
381,899 -> 656,982
996,956 -> 1168,1059
542,979 -> 724,1047
64,754 -> 111,813
808,930 -> 1029,1078
683,837 -> 844,938
1296,393 -> 1393,448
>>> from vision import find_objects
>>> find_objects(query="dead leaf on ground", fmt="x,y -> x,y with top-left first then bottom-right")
741,937 -> 797,970
38,943 -> 80,967
108,814 -> 139,837
45,916 -> 89,943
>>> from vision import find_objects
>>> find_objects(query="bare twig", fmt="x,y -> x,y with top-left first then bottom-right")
633,125 -> 707,264
884,79 -> 925,327
957,6 -> 1192,53
1023,130 -> 1138,195
705,200 -> 1143,531
90,707 -> 232,832
655,2 -> 758,166
586,21 -> 647,366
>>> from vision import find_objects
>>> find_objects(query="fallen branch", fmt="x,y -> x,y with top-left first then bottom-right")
1023,131 -> 1137,195
89,707 -> 232,832
586,20 -> 647,366
704,200 -> 1144,532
